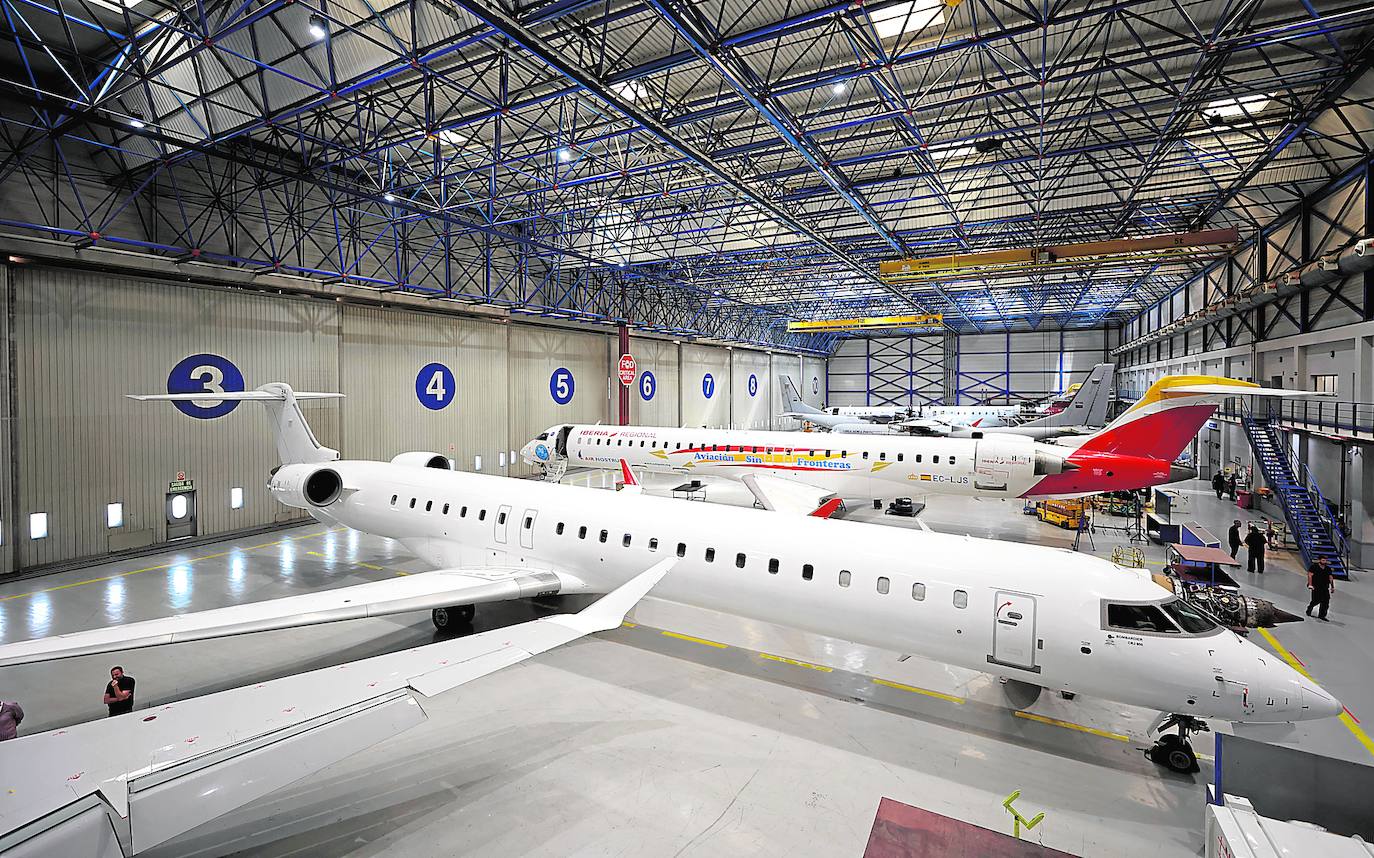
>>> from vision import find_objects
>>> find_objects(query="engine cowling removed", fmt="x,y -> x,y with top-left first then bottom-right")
390,452 -> 453,470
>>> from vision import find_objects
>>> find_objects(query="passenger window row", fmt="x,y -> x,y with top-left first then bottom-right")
581,439 -> 953,466
547,519 -> 963,605
390,495 -> 478,521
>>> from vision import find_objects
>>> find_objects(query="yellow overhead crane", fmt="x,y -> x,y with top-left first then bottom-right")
877,229 -> 1240,284
787,314 -> 944,333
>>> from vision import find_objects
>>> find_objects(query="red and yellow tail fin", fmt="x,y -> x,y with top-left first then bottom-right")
1077,375 -> 1257,460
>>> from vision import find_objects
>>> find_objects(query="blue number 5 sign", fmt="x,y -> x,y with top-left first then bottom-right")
550,367 -> 575,404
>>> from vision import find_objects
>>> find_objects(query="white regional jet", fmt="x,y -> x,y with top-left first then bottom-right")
0,383 -> 1341,787
782,364 -> 1114,440
521,374 -> 1299,514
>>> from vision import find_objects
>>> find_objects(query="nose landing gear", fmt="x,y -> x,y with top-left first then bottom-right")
1145,714 -> 1208,774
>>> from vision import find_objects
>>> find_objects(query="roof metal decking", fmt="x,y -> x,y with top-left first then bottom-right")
0,0 -> 1371,348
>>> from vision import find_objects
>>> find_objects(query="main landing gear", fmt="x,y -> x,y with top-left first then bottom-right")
1145,714 -> 1208,774
432,604 -> 475,632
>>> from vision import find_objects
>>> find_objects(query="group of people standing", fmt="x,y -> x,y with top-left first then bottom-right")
1212,470 -> 1241,501
0,665 -> 134,743
1227,519 -> 1336,621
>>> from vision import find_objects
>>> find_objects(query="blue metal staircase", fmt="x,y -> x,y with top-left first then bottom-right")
1241,411 -> 1350,579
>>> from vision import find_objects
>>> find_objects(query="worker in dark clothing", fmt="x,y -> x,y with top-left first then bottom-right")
1227,473 -> 1239,501
1306,556 -> 1335,621
1244,525 -> 1266,574
1212,472 -> 1226,499
1228,520 -> 1243,559
0,699 -> 23,741
104,666 -> 135,717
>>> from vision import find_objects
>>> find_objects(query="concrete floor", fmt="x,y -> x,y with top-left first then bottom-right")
0,473 -> 1369,856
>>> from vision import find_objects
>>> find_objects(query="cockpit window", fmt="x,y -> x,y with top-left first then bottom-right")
1161,599 -> 1218,633
1106,603 -> 1178,634
536,433 -> 548,440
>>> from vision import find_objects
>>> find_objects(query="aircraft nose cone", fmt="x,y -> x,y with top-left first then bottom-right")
1168,463 -> 1199,483
1302,682 -> 1343,720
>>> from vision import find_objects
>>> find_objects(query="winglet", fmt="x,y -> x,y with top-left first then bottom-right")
619,459 -> 642,494
548,558 -> 675,634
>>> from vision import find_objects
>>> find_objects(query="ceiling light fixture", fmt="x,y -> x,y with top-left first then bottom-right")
557,147 -> 573,163
1202,93 -> 1272,119
831,82 -> 848,95
308,14 -> 328,41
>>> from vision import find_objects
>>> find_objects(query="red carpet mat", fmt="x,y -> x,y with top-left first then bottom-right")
863,796 -> 1079,857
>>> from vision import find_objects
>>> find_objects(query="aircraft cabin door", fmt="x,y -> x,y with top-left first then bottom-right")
166,490 -> 197,540
988,591 -> 1040,673
972,441 -> 1010,492
519,508 -> 537,550
493,504 -> 512,544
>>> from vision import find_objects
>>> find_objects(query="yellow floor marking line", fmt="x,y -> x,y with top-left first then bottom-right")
1257,627 -> 1374,761
356,562 -> 384,571
305,551 -> 325,558
660,630 -> 728,649
0,563 -> 172,601
620,621 -> 637,628
872,677 -> 965,705
759,653 -> 833,672
1014,711 -> 1129,742
0,527 -> 337,603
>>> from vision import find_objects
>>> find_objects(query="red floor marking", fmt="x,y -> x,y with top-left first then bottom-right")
1345,706 -> 1361,725
863,797 -> 1078,858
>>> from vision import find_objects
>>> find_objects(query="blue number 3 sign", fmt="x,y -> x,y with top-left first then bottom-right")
167,354 -> 245,419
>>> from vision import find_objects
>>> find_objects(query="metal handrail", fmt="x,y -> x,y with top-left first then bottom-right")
1240,404 -> 1351,571
1218,396 -> 1374,436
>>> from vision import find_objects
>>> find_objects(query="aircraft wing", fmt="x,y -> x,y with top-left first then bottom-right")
891,417 -> 952,436
740,472 -> 837,516
0,566 -> 590,668
0,561 -> 671,857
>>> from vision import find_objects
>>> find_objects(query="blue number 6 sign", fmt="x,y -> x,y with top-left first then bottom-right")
639,370 -> 656,401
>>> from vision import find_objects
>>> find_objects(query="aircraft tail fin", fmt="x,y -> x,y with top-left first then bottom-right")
128,383 -> 342,466
1022,364 -> 1114,429
779,375 -> 818,415
1075,375 -> 1325,461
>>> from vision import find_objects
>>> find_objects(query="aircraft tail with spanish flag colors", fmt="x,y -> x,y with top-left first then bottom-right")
1077,375 -> 1262,461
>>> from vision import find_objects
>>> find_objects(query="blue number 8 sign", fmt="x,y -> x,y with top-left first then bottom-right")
748,374 -> 758,397
550,367 -> 575,405
167,353 -> 245,419
639,370 -> 656,401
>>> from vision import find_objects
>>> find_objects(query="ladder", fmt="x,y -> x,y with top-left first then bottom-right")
541,456 -> 568,483
1240,410 -> 1349,579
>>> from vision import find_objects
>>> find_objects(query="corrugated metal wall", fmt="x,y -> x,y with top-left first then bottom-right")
729,350 -> 771,429
680,344 -> 731,427
340,305 -> 508,475
507,325 -> 609,477
628,336 -> 680,427
12,267 -> 339,569
1,263 -> 811,574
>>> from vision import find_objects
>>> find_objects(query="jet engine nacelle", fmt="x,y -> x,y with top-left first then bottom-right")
973,437 -> 1076,483
389,452 -> 453,470
269,464 -> 344,510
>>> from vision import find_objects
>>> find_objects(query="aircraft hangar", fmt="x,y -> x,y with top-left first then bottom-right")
0,1 -> 1373,856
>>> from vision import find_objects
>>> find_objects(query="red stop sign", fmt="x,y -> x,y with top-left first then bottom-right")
618,353 -> 637,386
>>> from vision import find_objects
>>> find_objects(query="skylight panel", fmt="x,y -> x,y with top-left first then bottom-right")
1202,94 -> 1271,119
870,0 -> 947,40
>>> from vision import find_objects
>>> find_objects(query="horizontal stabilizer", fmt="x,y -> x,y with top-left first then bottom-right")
126,391 -> 344,401
0,565 -> 668,856
1162,385 -> 1333,397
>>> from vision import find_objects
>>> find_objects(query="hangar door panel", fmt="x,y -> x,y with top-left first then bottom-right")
989,591 -> 1040,673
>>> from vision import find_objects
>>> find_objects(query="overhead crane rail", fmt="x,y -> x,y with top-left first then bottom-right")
877,229 -> 1241,285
